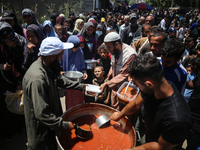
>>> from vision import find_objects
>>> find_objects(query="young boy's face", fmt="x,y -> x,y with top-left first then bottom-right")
94,67 -> 105,79
161,56 -> 177,68
99,49 -> 109,60
186,67 -> 192,74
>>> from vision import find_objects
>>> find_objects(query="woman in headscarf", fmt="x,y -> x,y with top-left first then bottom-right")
0,22 -> 26,140
22,8 -> 44,31
78,22 -> 97,59
78,35 -> 92,59
1,10 -> 24,37
23,24 -> 45,71
61,35 -> 88,80
73,19 -> 84,35
43,20 -> 58,37
50,13 -> 59,27
65,18 -> 74,33
56,16 -> 68,37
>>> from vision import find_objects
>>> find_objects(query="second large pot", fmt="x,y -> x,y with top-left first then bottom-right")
85,59 -> 98,70
63,71 -> 83,83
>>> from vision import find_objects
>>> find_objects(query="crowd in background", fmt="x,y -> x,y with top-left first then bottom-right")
0,4 -> 200,149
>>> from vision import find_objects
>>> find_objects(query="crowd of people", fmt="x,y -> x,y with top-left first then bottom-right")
0,4 -> 200,150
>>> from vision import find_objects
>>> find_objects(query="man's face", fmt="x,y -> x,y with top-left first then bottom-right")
124,18 -> 130,26
150,36 -> 163,57
131,76 -> 154,96
105,42 -> 120,57
161,56 -> 177,68
23,15 -> 33,25
145,16 -> 154,26
49,51 -> 64,76
142,25 -> 151,37
130,18 -> 137,26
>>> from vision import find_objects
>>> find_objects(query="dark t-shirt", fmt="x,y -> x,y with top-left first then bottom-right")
141,81 -> 191,144
189,71 -> 200,133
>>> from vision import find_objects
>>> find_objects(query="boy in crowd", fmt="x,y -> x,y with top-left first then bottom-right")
186,57 -> 200,150
184,58 -> 200,102
92,66 -> 110,105
161,38 -> 187,95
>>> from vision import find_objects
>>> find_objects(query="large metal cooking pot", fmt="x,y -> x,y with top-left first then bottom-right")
56,103 -> 136,150
63,71 -> 83,83
85,59 -> 98,70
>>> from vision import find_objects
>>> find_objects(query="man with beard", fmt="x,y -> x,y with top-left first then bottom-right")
22,37 -> 86,150
110,54 -> 192,150
100,32 -> 137,111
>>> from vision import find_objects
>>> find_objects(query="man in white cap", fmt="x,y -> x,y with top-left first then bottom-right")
22,37 -> 86,150
100,32 -> 137,111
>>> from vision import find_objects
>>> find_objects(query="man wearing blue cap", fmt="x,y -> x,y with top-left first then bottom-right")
168,27 -> 177,39
22,37 -> 86,150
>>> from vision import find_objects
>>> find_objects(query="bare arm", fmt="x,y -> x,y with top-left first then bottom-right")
132,136 -> 177,150
110,92 -> 144,121
186,81 -> 194,89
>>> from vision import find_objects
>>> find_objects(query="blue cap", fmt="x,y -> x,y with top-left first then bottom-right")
169,27 -> 176,33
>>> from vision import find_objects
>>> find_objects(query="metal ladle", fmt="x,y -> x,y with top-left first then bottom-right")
75,124 -> 92,139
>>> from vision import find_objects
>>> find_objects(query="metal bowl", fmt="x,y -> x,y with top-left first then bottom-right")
96,115 -> 110,128
63,71 -> 83,83
85,59 -> 98,70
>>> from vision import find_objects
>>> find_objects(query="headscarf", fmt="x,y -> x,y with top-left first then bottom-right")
78,22 -> 95,42
50,13 -> 59,27
66,18 -> 74,31
73,19 -> 84,32
22,8 -> 44,32
25,24 -> 45,60
0,22 -> 14,44
43,20 -> 58,37
61,35 -> 85,71
22,8 -> 36,26
56,16 -> 65,26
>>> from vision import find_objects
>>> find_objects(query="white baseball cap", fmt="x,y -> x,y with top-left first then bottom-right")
38,37 -> 74,56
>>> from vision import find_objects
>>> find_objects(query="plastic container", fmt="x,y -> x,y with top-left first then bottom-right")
117,82 -> 139,104
85,84 -> 101,97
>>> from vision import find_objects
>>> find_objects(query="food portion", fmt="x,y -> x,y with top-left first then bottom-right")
118,86 -> 138,103
87,91 -> 96,97
79,124 -> 91,131
58,115 -> 132,150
